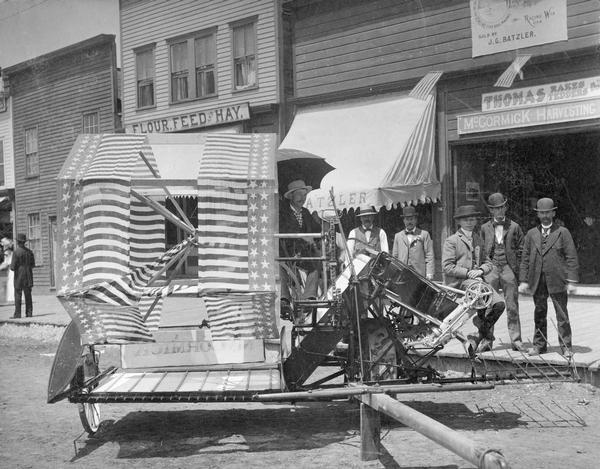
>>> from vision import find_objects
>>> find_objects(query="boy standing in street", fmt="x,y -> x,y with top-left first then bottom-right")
519,198 -> 579,358
480,193 -> 526,352
392,206 -> 435,280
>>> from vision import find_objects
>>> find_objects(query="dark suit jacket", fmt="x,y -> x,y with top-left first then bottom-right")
10,244 -> 35,288
480,218 -> 524,276
279,200 -> 321,270
519,224 -> 579,294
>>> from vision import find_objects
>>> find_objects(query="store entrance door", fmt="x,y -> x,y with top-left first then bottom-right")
452,130 -> 600,285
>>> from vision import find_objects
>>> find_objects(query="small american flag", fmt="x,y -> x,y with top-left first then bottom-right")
494,55 -> 531,88
203,293 -> 278,340
59,297 -> 154,344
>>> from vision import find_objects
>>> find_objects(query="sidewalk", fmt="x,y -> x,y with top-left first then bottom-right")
1,291 -> 599,385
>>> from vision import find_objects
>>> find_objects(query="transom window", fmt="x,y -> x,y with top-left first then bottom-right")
27,212 -> 42,263
24,127 -> 39,177
169,31 -> 216,103
82,112 -> 99,134
232,21 -> 257,90
136,47 -> 155,109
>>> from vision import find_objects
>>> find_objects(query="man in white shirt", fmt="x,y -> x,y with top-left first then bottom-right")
347,206 -> 388,259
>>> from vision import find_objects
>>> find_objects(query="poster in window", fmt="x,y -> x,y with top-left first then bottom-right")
470,0 -> 567,57
466,181 -> 480,202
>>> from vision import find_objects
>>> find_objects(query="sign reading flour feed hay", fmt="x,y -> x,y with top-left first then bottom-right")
470,0 -> 567,57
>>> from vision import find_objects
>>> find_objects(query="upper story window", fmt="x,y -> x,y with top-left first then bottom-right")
136,47 -> 155,109
169,30 -> 216,103
24,127 -> 39,177
27,212 -> 42,264
0,140 -> 4,186
82,112 -> 99,134
232,20 -> 257,90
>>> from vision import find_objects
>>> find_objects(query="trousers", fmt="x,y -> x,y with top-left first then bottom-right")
486,263 -> 522,343
533,273 -> 572,350
14,286 -> 33,317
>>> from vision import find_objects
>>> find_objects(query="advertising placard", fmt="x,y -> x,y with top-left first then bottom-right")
470,0 -> 567,57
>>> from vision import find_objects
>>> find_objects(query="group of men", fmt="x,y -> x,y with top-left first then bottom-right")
279,178 -> 579,358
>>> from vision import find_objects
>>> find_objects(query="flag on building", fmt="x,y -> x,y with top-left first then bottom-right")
494,54 -> 532,88
409,71 -> 443,100
59,297 -> 154,344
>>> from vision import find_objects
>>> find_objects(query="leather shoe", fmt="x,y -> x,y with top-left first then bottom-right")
465,334 -> 479,358
280,299 -> 293,321
527,346 -> 547,356
11,314 -> 21,319
511,341 -> 526,352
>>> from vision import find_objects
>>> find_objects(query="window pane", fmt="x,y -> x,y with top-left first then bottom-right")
136,49 -> 154,80
82,112 -> 99,134
138,82 -> 154,107
27,213 -> 42,263
195,36 -> 214,66
244,24 -> 255,55
172,75 -> 188,101
170,42 -> 188,72
233,26 -> 245,58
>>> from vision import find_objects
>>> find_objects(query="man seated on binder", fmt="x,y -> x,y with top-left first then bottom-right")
279,180 -> 321,319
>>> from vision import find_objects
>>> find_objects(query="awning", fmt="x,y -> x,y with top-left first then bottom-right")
279,91 -> 441,212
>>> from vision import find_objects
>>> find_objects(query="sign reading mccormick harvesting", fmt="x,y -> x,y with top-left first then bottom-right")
457,77 -> 600,135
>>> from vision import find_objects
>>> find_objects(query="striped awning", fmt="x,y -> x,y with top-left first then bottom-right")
280,75 -> 442,211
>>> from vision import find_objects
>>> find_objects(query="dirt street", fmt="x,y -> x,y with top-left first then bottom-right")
1,326 -> 599,469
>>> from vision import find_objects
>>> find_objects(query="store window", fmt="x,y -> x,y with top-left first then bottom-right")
28,212 -> 42,263
169,30 -> 216,103
82,111 -> 99,134
0,140 -> 4,186
24,127 -> 38,177
232,20 -> 257,90
136,47 -> 155,109
452,131 -> 600,284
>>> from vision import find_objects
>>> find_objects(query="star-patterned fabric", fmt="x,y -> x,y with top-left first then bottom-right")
197,133 -> 278,339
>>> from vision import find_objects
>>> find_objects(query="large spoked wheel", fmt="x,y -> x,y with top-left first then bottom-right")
78,402 -> 101,435
464,281 -> 494,309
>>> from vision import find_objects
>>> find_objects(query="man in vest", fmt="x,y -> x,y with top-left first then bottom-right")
347,206 -> 388,258
442,205 -> 505,356
392,206 -> 435,280
480,193 -> 526,352
519,197 -> 579,358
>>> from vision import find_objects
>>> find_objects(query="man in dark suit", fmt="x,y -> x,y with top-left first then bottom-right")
519,198 -> 579,358
279,180 -> 321,318
10,233 -> 36,318
480,193 -> 525,352
442,205 -> 505,356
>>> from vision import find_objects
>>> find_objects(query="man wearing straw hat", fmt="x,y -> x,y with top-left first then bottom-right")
347,206 -> 389,259
518,197 -> 579,358
442,205 -> 505,356
392,205 -> 435,280
480,193 -> 526,352
279,179 -> 321,318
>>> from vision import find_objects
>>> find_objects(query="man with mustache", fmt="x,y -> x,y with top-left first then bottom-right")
519,198 -> 579,358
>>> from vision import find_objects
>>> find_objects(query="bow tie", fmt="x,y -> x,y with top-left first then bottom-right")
493,220 -> 504,227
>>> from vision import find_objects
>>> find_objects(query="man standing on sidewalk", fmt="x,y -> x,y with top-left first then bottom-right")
481,193 -> 526,352
519,198 -> 579,358
392,206 -> 435,280
10,233 -> 35,318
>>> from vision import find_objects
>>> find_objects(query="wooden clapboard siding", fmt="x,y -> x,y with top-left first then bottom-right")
291,0 -> 600,100
7,35 -> 118,287
120,0 -> 279,128
443,52 -> 600,141
0,99 -> 15,190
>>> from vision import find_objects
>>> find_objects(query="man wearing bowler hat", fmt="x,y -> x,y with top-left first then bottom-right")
480,193 -> 526,352
10,233 -> 36,318
442,205 -> 505,356
519,198 -> 579,358
392,205 -> 435,280
347,205 -> 389,258
279,179 -> 321,319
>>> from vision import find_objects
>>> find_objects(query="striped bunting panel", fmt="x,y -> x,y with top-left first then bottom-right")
494,54 -> 532,88
138,295 -> 163,331
82,181 -> 131,287
84,134 -> 150,180
197,134 -> 277,294
204,293 -> 278,340
58,134 -> 103,180
129,197 -> 165,270
409,71 -> 443,100
59,297 -> 154,344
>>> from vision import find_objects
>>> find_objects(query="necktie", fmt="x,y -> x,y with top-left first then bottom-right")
406,230 -> 415,235
542,228 -> 549,238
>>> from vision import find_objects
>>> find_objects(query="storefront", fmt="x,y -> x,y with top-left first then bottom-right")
448,67 -> 600,285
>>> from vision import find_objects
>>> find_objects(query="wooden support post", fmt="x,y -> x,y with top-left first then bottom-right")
359,393 -> 510,469
360,402 -> 380,461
